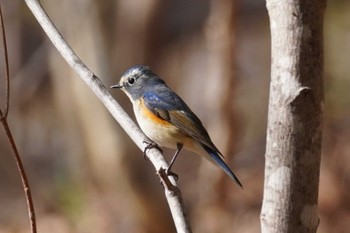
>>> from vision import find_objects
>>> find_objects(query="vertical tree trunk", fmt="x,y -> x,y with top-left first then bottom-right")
194,1 -> 238,232
261,1 -> 326,233
199,0 -> 237,202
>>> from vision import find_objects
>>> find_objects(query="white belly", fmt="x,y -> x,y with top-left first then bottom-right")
133,100 -> 183,149
132,99 -> 209,158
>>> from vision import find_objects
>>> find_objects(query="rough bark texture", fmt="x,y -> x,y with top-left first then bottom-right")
261,1 -> 326,233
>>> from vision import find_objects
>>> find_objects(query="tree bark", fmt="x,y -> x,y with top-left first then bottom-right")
261,1 -> 326,233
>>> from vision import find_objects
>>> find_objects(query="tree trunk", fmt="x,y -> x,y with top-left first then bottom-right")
261,1 -> 326,233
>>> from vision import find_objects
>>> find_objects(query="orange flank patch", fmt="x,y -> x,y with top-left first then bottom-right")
139,98 -> 172,126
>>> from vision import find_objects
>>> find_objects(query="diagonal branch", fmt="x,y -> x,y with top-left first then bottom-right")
23,0 -> 192,232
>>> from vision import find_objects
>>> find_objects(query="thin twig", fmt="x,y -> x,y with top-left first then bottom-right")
0,119 -> 37,233
23,0 -> 192,232
0,6 -> 9,118
0,5 -> 37,233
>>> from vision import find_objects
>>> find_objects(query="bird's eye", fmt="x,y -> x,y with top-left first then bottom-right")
128,77 -> 135,85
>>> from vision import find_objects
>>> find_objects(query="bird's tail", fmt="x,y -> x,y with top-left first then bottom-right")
202,144 -> 243,188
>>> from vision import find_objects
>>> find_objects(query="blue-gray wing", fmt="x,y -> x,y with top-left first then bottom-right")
143,88 -> 242,187
143,90 -> 220,153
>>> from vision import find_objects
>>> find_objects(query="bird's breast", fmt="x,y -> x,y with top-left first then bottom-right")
133,98 -> 185,149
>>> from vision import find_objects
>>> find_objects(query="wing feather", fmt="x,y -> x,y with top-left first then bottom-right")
143,90 -> 220,153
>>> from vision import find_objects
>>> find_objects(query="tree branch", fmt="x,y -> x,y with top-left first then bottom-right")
23,0 -> 192,232
0,5 -> 9,117
0,5 -> 37,233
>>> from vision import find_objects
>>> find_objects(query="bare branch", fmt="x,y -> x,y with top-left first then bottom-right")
23,0 -> 192,232
0,5 -> 9,118
0,120 -> 37,233
0,5 -> 37,233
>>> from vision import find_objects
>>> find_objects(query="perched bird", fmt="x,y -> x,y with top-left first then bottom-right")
111,65 -> 242,187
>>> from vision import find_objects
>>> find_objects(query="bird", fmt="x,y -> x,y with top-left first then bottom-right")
111,65 -> 242,187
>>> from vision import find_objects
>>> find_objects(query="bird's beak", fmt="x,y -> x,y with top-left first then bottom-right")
110,83 -> 123,89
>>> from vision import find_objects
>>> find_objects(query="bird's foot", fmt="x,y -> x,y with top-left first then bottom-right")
165,168 -> 178,181
143,141 -> 163,160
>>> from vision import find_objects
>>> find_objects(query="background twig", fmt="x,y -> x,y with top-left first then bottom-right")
0,5 -> 9,117
0,5 -> 37,233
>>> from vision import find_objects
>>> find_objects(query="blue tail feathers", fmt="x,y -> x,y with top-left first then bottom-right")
202,144 -> 243,188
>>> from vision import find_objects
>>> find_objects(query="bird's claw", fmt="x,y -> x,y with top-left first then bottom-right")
165,169 -> 178,181
143,141 -> 163,160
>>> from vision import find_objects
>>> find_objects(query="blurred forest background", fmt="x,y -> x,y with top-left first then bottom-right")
0,0 -> 349,232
